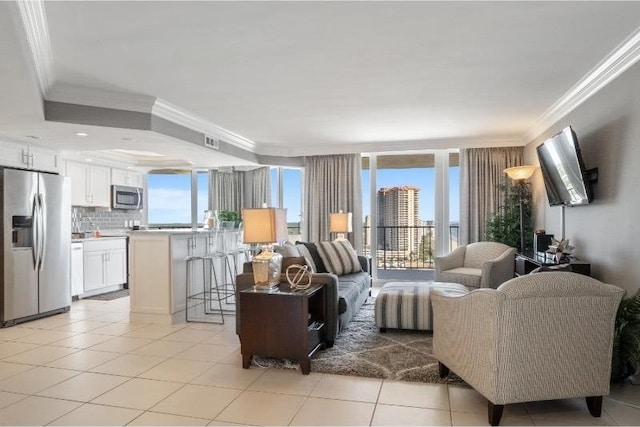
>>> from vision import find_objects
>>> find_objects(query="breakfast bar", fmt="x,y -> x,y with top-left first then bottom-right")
128,229 -> 245,324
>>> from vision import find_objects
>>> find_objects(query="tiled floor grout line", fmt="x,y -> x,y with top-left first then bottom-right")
4,297 -> 640,426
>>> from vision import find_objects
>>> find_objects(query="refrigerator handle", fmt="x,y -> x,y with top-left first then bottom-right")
37,193 -> 46,271
31,194 -> 39,270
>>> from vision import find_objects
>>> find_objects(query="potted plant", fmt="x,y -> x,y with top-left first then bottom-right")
217,210 -> 241,229
611,289 -> 640,381
485,178 -> 533,250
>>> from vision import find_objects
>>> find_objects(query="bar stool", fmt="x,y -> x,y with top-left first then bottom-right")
226,229 -> 253,285
207,231 -> 237,306
184,254 -> 225,324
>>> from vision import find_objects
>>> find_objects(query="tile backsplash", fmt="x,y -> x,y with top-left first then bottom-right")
73,206 -> 142,231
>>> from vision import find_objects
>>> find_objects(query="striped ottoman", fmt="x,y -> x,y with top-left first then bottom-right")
375,281 -> 468,332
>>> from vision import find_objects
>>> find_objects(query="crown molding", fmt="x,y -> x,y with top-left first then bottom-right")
524,27 -> 640,143
152,99 -> 256,151
254,135 -> 522,157
16,0 -> 54,96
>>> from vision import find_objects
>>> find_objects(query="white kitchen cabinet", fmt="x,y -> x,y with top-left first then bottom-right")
0,141 -> 59,173
111,168 -> 143,187
82,238 -> 127,294
66,161 -> 111,207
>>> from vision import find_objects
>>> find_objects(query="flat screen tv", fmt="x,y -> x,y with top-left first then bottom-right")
536,126 -> 595,206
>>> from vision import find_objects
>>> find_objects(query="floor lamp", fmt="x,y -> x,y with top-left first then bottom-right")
504,165 -> 536,254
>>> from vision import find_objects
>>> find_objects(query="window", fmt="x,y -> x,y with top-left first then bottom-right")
147,170 -> 210,227
449,152 -> 460,251
270,167 -> 279,208
270,166 -> 303,241
197,171 -> 209,226
147,172 -> 192,226
362,150 -> 459,277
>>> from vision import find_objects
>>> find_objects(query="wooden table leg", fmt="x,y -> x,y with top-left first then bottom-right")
242,353 -> 251,369
300,358 -> 310,375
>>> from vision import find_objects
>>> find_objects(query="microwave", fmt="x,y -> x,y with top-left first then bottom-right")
111,185 -> 144,210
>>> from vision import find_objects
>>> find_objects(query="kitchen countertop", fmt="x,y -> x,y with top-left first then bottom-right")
71,228 -> 240,242
71,235 -> 129,243
129,228 -> 239,236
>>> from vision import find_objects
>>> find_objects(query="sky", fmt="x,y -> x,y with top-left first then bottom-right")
147,166 -> 460,225
147,172 -> 208,224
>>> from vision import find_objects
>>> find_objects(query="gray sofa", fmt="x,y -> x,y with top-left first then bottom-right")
235,255 -> 371,347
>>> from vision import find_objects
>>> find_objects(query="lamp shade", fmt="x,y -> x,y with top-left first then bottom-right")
242,208 -> 287,244
329,212 -> 353,233
504,165 -> 537,181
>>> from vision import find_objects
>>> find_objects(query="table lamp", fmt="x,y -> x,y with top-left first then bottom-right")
329,211 -> 352,241
242,207 -> 287,289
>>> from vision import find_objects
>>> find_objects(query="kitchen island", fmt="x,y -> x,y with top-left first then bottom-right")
128,229 -> 245,324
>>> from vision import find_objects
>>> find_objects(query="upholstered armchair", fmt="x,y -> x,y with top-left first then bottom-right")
431,272 -> 624,426
434,241 -> 516,289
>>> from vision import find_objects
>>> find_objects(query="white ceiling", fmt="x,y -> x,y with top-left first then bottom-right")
2,1 -> 640,168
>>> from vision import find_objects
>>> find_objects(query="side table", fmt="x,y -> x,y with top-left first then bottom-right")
516,252 -> 591,277
239,283 -> 326,375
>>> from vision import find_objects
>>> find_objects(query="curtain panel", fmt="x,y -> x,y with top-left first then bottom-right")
460,147 -> 523,245
243,167 -> 271,208
304,154 -> 363,252
209,167 -> 270,213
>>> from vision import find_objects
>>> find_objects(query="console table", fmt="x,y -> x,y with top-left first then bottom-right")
516,252 -> 591,277
239,283 -> 326,375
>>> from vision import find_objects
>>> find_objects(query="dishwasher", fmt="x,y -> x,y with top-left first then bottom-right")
71,242 -> 84,298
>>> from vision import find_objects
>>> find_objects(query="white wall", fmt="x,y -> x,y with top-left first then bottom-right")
524,62 -> 640,294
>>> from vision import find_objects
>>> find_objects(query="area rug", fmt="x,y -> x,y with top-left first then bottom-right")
253,299 -> 463,384
83,289 -> 130,301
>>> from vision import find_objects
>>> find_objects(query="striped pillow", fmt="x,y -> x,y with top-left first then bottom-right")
316,241 -> 361,276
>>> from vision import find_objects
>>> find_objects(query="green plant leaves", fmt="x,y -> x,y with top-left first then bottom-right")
612,289 -> 640,381
485,178 -> 533,250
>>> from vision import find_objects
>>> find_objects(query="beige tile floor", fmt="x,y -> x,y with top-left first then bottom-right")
0,296 -> 639,426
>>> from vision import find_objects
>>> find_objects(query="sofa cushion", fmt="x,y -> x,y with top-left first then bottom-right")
316,241 -> 361,276
337,271 -> 371,315
296,241 -> 327,273
282,256 -> 307,271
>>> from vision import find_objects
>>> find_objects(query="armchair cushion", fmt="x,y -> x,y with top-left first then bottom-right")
435,242 -> 516,289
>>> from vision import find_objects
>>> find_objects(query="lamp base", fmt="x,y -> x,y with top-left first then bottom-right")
252,248 -> 283,289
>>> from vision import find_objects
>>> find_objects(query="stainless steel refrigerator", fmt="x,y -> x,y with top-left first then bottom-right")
1,167 -> 71,327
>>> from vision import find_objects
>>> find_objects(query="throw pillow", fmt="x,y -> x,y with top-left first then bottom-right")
316,240 -> 362,276
295,241 -> 327,273
274,243 -> 300,258
295,244 -> 317,273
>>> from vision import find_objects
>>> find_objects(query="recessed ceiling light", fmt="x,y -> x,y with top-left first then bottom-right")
84,158 -> 93,162
188,161 -> 196,165
26,135 -> 41,139
75,132 -> 89,137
